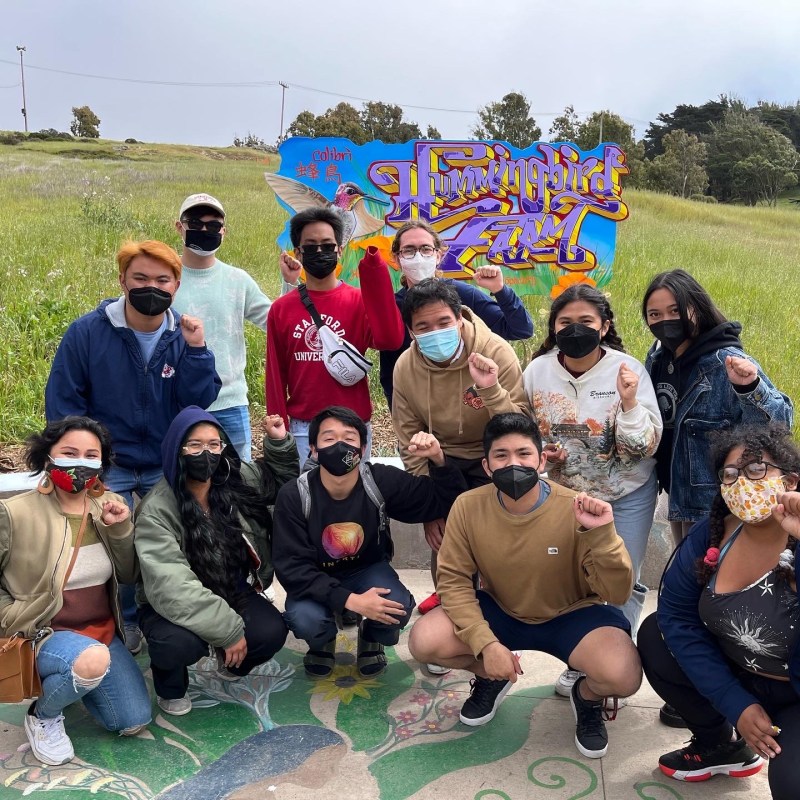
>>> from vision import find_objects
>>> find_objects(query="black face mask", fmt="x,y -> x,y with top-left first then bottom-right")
555,323 -> 601,360
316,441 -> 361,476
491,465 -> 540,501
184,228 -> 222,256
183,451 -> 221,482
649,320 -> 688,353
127,286 -> 173,316
302,250 -> 338,279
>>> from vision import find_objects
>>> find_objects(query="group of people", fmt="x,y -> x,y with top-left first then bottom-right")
0,193 -> 797,799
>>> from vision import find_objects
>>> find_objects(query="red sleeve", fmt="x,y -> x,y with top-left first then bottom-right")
358,246 -> 405,351
265,301 -> 289,427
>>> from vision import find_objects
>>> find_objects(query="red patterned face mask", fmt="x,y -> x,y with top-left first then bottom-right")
47,457 -> 102,494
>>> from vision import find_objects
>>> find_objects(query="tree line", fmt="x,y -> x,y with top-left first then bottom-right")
280,93 -> 800,207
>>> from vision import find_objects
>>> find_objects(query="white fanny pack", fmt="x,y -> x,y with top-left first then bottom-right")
298,284 -> 372,387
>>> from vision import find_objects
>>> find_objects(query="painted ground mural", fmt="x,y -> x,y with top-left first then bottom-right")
0,630 -> 704,800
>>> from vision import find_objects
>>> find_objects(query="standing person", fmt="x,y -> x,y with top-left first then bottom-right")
409,413 -> 641,759
45,240 -> 221,655
266,208 -> 405,466
174,193 -> 276,461
379,220 -> 533,408
272,406 -> 467,679
134,406 -> 296,715
638,424 -> 800,797
523,284 -> 660,696
643,269 -> 793,547
0,417 -> 151,765
392,279 -> 529,618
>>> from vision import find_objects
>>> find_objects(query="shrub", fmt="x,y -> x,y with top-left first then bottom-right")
690,194 -> 718,203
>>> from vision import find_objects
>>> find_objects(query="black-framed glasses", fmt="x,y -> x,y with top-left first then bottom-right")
182,439 -> 226,455
182,218 -> 224,233
399,245 -> 437,258
298,243 -> 338,254
718,461 -> 783,485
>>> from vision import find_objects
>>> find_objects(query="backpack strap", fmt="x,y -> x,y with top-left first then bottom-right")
359,463 -> 387,534
297,471 -> 312,519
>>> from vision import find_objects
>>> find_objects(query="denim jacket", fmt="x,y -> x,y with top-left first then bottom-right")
645,344 -> 793,521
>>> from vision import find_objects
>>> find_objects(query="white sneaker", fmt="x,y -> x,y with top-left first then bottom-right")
157,695 -> 192,716
426,663 -> 452,675
24,710 -> 74,765
555,668 -> 585,697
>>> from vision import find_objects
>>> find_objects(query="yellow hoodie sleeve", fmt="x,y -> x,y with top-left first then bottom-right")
392,375 -> 429,477
474,340 -> 531,419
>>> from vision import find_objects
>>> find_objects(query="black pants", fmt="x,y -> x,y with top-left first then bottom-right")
139,591 -> 288,700
638,612 -> 800,800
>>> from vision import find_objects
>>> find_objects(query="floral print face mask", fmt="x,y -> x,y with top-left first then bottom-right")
720,475 -> 785,523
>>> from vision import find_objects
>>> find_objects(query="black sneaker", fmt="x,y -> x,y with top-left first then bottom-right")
570,677 -> 608,758
658,736 -> 764,782
659,702 -> 689,728
340,609 -> 361,627
459,677 -> 511,726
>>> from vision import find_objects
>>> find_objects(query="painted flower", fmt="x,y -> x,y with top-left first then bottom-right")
395,710 -> 417,724
410,692 -> 431,706
396,726 -> 414,739
308,664 -> 382,705
438,704 -> 460,719
550,272 -> 597,299
423,721 -> 441,733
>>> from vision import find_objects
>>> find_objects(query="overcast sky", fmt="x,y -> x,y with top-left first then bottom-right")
2,0 -> 799,147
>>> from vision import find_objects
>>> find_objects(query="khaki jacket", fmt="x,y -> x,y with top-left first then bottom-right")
0,489 -> 135,644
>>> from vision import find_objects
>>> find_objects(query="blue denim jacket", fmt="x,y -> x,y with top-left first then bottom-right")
645,344 -> 793,521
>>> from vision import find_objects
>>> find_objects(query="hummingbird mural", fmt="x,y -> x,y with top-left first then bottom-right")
264,173 -> 389,247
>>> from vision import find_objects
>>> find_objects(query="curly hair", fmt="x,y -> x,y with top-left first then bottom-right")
530,284 -> 625,361
25,416 -> 113,475
696,423 -> 800,584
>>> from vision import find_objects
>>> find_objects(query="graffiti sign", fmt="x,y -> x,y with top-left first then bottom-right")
266,137 -> 629,296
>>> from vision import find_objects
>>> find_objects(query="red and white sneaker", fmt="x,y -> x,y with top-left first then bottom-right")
658,736 -> 763,782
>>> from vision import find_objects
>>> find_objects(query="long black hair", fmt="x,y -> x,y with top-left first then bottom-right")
697,423 -> 800,584
531,284 -> 625,360
177,426 -> 273,608
642,269 -> 727,339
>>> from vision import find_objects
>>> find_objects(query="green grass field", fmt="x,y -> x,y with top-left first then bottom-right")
1,137 -> 798,442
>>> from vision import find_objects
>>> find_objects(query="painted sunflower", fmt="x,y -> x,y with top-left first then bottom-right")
309,664 -> 382,705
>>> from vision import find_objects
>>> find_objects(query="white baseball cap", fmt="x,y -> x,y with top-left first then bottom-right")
179,193 -> 225,219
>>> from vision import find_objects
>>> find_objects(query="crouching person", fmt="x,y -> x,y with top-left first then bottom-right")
135,406 -> 298,715
0,417 -> 151,765
409,412 -> 642,759
272,405 -> 466,678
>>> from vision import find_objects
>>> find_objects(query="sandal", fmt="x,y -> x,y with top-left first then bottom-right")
357,628 -> 387,677
303,638 -> 336,678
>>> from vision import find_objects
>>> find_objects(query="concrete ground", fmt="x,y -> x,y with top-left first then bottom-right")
0,570 -> 774,800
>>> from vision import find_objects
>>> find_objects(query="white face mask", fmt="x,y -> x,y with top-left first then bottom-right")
399,253 -> 437,284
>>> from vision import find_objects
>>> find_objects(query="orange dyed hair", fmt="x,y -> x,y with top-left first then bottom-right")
116,240 -> 182,280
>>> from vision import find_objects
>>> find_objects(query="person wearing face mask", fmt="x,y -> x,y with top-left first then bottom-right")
638,424 -> 800,797
409,413 -> 641,760
272,406 -> 467,679
134,406 -> 297,716
174,194 -> 288,462
642,269 -> 793,549
523,285 -> 661,659
0,416 -> 151,766
379,221 -> 534,409
45,240 -> 221,657
266,208 -> 405,467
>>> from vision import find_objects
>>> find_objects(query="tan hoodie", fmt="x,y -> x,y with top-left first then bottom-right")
392,308 -> 530,475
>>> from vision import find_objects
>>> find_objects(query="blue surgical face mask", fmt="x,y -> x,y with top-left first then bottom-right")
415,324 -> 460,362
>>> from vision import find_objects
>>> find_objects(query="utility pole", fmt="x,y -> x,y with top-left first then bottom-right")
278,81 -> 288,143
16,45 -> 28,132
598,110 -> 604,146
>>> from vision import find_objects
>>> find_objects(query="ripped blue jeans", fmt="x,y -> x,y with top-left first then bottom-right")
35,631 -> 151,731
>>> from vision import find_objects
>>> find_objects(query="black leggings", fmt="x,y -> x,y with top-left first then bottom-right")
638,612 -> 800,800
139,590 -> 287,700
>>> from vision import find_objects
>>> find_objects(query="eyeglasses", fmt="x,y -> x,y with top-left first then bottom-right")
182,439 -> 226,455
182,218 -> 224,233
718,461 -> 783,485
399,245 -> 437,258
298,243 -> 338,254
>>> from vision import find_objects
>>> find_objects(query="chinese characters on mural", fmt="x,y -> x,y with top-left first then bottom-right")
266,138 -> 629,297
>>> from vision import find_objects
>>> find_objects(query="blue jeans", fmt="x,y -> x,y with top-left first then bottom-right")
103,463 -> 163,625
290,418 -> 373,470
35,631 -> 151,730
609,471 -> 658,638
284,560 -> 414,648
211,405 -> 252,462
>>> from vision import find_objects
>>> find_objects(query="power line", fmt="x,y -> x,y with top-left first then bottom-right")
0,83 -> 21,89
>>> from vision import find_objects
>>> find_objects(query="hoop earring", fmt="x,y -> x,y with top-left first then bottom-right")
37,473 -> 54,495
87,477 -> 106,498
212,456 -> 231,486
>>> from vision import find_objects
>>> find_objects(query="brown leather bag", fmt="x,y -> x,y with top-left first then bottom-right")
0,500 -> 90,703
